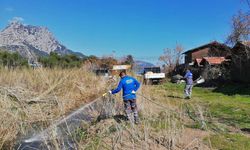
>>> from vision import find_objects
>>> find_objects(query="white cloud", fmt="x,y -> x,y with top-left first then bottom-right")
4,7 -> 14,12
8,17 -> 24,23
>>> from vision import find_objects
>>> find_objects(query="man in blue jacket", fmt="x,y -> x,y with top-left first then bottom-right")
183,69 -> 193,99
109,71 -> 141,124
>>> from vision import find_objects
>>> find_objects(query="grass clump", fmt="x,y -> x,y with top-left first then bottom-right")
204,133 -> 250,150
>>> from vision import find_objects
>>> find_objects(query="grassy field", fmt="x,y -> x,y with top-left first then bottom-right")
44,81 -> 250,150
71,82 -> 250,150
161,83 -> 250,129
156,83 -> 250,150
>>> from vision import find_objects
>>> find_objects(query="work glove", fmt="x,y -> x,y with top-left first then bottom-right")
102,90 -> 112,97
131,90 -> 136,94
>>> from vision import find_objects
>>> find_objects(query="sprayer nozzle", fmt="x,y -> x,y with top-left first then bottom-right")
24,139 -> 35,143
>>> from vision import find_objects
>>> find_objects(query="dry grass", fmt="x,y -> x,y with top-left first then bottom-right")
0,71 -> 217,150
72,85 -> 187,150
73,84 -> 213,150
0,67 -> 107,149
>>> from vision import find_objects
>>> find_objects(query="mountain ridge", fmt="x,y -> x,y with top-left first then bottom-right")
0,21 -> 85,61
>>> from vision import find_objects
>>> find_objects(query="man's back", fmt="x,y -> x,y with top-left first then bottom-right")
110,72 -> 141,124
112,75 -> 140,100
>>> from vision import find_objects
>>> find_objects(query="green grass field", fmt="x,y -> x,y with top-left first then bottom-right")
156,83 -> 250,150
162,83 -> 250,129
204,133 -> 250,150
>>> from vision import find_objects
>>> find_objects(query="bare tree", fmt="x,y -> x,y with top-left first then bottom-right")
226,11 -> 250,45
241,0 -> 250,8
100,56 -> 118,68
246,0 -> 250,8
175,44 -> 184,66
159,44 -> 184,73
227,9 -> 250,82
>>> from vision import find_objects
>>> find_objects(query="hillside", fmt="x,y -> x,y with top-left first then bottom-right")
0,21 -> 85,61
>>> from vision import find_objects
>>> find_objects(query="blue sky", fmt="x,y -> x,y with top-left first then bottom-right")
0,0 -> 249,64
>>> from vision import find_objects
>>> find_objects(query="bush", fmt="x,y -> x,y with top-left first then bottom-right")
0,51 -> 28,68
39,52 -> 82,68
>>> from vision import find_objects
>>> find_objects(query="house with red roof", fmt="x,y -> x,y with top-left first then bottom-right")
183,41 -> 231,65
199,57 -> 230,66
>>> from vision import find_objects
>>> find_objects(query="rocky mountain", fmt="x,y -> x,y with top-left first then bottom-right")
0,21 -> 85,61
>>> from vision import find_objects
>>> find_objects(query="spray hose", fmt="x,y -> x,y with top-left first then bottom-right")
103,91 -> 180,116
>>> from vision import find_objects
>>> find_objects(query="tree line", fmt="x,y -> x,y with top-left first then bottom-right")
38,52 -> 82,68
0,49 -> 134,69
0,50 -> 28,68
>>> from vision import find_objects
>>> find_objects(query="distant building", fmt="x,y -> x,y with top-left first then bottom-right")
95,68 -> 109,77
183,41 -> 231,65
110,65 -> 131,76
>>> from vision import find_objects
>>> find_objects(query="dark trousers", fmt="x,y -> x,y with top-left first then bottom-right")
123,99 -> 139,122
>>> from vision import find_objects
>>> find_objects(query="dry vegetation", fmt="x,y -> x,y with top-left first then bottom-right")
0,69 -> 212,150
0,67 -> 107,149
71,83 -> 250,150
1,68 -> 249,150
70,85 -> 211,150
0,67 -> 209,149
